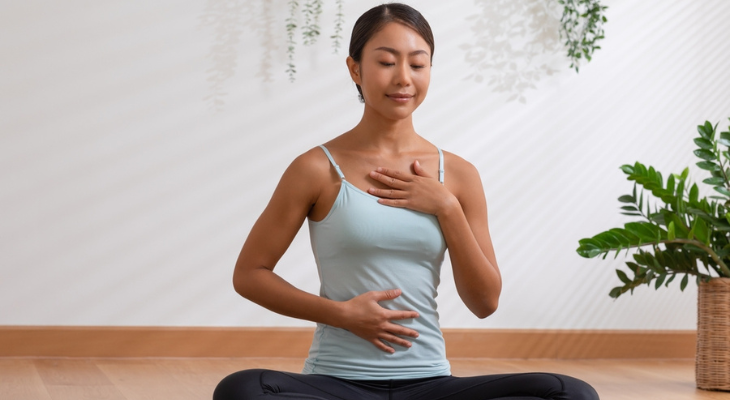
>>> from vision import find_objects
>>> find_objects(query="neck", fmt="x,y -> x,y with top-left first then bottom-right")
350,105 -> 419,153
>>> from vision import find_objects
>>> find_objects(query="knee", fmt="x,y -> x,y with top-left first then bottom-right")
213,369 -> 267,400
556,374 -> 600,400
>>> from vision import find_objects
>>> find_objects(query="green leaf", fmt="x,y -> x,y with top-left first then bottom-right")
703,177 -> 725,185
639,190 -> 644,211
595,232 -> 622,248
719,132 -> 730,147
665,273 -> 677,287
577,239 -> 603,258
676,178 -> 685,198
714,186 -> 730,197
704,121 -> 715,139
625,262 -> 641,274
694,137 -> 714,150
621,165 -> 634,175
696,161 -> 720,171
681,167 -> 690,181
618,195 -> 635,203
609,286 -> 623,298
689,183 -> 699,204
698,123 -> 711,139
666,174 -> 676,193
694,149 -> 716,161
625,222 -> 662,243
680,274 -> 689,291
667,221 -> 676,240
611,228 -> 637,245
655,273 -> 666,289
616,269 -> 632,284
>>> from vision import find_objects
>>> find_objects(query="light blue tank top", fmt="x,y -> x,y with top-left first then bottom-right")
302,145 -> 450,380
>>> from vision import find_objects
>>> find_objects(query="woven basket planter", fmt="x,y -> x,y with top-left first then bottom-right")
697,277 -> 730,391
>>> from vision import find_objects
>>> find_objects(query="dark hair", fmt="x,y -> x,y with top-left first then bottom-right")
348,3 -> 435,102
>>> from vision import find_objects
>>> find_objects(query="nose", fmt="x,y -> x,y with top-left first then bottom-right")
393,61 -> 412,87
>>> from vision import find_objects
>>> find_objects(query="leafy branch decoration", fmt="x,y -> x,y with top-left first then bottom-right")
286,0 -> 346,81
331,0 -> 344,54
557,0 -> 607,72
303,0 -> 323,46
286,0 -> 299,82
577,119 -> 730,299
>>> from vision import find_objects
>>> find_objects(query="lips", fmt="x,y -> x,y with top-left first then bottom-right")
387,93 -> 414,99
386,93 -> 414,103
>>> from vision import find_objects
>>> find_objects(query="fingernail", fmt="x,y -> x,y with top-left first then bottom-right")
376,167 -> 384,172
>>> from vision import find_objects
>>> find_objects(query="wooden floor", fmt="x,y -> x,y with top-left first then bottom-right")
3,357 -> 730,399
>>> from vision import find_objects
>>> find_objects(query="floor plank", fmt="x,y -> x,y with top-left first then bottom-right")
3,357 -> 730,400
0,359 -> 52,400
34,359 -> 125,400
96,360 -> 198,400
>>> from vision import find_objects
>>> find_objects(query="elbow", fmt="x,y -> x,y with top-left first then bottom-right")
471,294 -> 500,319
232,268 -> 251,299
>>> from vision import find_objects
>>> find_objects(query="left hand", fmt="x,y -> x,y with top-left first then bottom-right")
368,160 -> 458,216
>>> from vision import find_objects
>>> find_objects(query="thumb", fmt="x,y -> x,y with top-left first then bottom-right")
375,289 -> 402,301
413,160 -> 430,177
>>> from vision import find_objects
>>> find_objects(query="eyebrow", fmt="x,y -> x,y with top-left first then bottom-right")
373,46 -> 430,57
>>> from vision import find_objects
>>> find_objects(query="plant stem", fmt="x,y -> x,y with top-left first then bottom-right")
661,239 -> 730,277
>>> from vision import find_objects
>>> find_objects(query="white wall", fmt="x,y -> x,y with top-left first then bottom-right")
2,0 -> 729,329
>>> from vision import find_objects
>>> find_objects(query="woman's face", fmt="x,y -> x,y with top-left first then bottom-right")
348,22 -> 431,121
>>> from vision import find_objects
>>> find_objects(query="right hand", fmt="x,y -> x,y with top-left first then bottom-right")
339,289 -> 420,354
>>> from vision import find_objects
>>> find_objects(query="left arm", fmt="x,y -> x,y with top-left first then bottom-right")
368,156 -> 502,318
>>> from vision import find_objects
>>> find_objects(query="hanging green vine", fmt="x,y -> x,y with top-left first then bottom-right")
331,0 -> 344,54
303,0 -> 323,46
286,0 -> 299,82
285,0 -> 344,81
557,0 -> 608,72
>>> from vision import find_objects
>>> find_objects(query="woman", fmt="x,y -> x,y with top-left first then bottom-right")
214,3 -> 599,399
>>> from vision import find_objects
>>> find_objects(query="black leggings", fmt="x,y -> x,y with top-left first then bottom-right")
213,369 -> 599,400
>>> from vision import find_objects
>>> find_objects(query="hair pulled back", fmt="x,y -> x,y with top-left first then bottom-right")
348,3 -> 435,102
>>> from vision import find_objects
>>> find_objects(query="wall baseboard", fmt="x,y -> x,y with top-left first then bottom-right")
0,326 -> 695,359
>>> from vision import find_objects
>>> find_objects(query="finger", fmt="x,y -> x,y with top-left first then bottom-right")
372,339 -> 395,354
386,309 -> 420,321
385,322 -> 420,338
369,171 -> 407,189
375,167 -> 411,180
379,333 -> 413,348
367,187 -> 407,199
412,160 -> 432,178
373,288 -> 402,301
376,198 -> 407,208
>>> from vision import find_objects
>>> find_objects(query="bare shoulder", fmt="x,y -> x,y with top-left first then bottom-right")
442,150 -> 484,197
284,146 -> 340,183
274,146 -> 335,205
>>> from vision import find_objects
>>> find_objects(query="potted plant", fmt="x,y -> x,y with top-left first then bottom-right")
576,118 -> 730,391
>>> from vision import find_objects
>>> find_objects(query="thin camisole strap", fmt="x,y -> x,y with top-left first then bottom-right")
437,148 -> 444,184
319,145 -> 345,180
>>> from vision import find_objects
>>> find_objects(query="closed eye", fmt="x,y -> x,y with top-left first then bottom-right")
411,65 -> 425,69
380,62 -> 395,66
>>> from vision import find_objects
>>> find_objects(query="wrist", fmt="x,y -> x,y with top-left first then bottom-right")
323,298 -> 348,329
436,194 -> 461,219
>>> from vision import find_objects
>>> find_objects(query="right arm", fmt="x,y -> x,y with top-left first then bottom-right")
232,148 -> 419,353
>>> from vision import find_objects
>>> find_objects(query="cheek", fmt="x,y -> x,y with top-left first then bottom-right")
416,71 -> 431,93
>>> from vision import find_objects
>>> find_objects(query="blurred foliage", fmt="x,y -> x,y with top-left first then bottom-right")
577,119 -> 730,298
557,0 -> 607,72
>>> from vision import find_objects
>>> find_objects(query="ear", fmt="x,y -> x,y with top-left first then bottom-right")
346,56 -> 362,85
